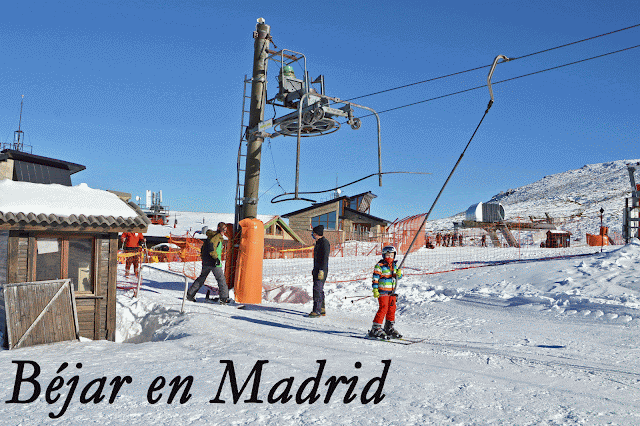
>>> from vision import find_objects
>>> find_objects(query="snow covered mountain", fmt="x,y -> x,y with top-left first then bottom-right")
490,159 -> 637,227
427,159 -> 639,240
142,160 -> 638,247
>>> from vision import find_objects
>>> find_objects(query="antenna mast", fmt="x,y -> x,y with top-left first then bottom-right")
13,95 -> 25,151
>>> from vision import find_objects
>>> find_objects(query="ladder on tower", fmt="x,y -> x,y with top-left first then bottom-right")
235,75 -> 252,231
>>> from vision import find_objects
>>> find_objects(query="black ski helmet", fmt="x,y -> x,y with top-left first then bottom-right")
382,245 -> 397,258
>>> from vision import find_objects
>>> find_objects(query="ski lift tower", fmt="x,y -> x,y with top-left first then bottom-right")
236,18 -> 383,227
623,162 -> 640,243
229,19 -> 383,298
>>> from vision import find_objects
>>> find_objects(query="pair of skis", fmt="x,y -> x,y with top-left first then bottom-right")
360,335 -> 424,345
199,290 -> 246,309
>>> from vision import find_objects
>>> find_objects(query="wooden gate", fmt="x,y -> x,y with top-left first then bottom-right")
1,279 -> 80,349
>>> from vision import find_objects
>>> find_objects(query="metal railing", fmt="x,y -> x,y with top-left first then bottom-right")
136,265 -> 190,313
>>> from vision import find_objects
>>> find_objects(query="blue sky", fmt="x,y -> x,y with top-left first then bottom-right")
1,1 -> 638,222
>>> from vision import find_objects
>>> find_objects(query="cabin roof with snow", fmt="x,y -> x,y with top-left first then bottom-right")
0,150 -> 146,346
0,180 -> 150,232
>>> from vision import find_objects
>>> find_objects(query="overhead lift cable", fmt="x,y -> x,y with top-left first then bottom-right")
353,43 -> 640,120
268,44 -> 640,204
260,138 -> 286,199
343,23 -> 640,103
267,26 -> 640,204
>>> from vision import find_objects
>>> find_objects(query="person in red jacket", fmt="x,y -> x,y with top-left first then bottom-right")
121,232 -> 145,277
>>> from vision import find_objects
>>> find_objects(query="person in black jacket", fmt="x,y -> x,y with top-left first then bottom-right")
308,225 -> 330,318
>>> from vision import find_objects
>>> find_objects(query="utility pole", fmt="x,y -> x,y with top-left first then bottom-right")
600,207 -> 604,253
241,18 -> 271,220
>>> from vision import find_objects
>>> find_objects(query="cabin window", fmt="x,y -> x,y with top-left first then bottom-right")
349,197 -> 360,210
311,211 -> 337,230
69,238 -> 93,293
34,235 -> 94,293
36,238 -> 62,281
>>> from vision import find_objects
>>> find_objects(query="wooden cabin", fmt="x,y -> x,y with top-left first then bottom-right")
263,215 -> 305,249
542,230 -> 571,248
0,149 -> 149,346
282,192 -> 390,246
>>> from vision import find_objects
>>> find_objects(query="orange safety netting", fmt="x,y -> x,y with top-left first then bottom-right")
117,250 -> 142,263
385,213 -> 427,255
118,212 -> 626,297
167,232 -> 204,280
265,245 -> 314,259
116,250 -> 143,292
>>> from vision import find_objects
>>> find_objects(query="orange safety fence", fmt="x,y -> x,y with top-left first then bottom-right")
168,232 -> 204,280
116,250 -> 143,292
260,213 -> 627,284
386,213 -> 427,255
118,211 -> 628,297
117,248 -> 183,264
117,250 -> 142,263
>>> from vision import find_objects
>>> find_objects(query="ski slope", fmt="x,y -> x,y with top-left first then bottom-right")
2,159 -> 639,424
1,238 -> 639,425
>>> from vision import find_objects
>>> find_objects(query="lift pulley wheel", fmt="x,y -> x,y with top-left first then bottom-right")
302,106 -> 325,125
275,117 -> 340,137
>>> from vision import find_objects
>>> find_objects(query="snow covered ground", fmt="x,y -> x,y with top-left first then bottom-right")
144,211 -> 275,239
2,239 -> 640,425
2,159 -> 639,425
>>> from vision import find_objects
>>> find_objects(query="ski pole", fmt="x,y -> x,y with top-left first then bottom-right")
350,295 -> 372,303
392,54 -> 509,295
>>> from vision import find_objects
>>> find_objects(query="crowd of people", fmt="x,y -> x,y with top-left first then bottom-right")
434,232 -> 464,247
426,232 -> 489,248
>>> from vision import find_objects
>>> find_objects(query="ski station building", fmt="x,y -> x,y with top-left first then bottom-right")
282,191 -> 391,246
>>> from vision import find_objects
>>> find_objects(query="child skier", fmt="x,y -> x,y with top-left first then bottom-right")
369,245 -> 403,339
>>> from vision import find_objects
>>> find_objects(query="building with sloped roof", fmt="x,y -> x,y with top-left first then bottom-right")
282,191 -> 390,246
0,149 -> 149,345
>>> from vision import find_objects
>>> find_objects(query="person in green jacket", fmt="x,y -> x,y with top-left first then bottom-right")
186,222 -> 230,303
